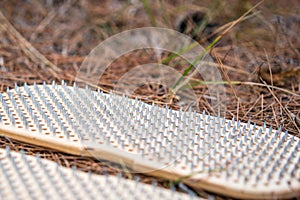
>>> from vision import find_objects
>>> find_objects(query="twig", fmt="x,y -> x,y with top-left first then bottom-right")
260,78 -> 300,133
0,11 -> 61,76
190,79 -> 300,97
30,0 -> 75,41
172,0 -> 264,93
264,49 -> 273,88
214,50 -> 238,100
261,94 -> 264,119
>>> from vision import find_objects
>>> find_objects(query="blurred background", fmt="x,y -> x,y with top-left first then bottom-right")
0,0 -> 299,198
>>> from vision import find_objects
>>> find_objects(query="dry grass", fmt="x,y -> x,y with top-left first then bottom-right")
0,0 -> 299,198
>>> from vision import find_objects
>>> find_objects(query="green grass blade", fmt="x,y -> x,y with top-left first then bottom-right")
142,0 -> 157,27
172,35 -> 221,90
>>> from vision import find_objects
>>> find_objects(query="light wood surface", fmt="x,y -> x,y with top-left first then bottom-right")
0,83 -> 299,199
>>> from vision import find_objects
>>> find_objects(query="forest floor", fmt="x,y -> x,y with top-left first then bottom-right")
0,0 -> 299,198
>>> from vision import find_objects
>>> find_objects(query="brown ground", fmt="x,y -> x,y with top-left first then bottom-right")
0,0 -> 299,199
